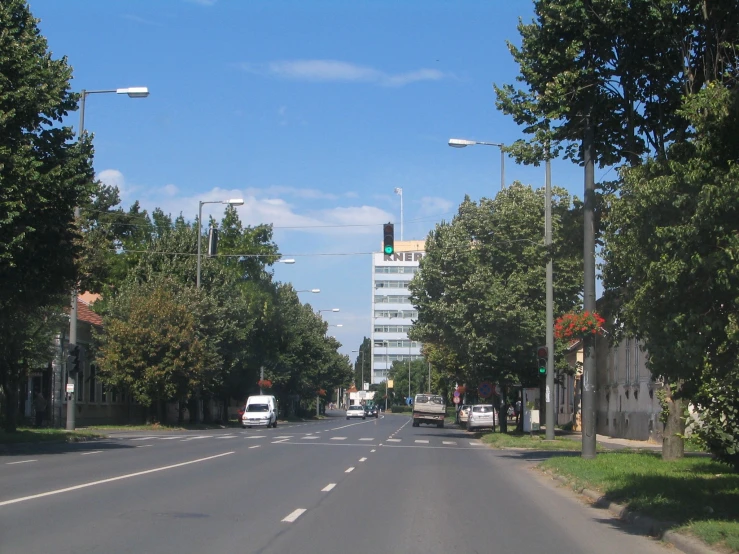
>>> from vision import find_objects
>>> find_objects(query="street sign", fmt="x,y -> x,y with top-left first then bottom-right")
478,381 -> 493,398
453,390 -> 461,398
66,383 -> 74,393
453,396 -> 461,404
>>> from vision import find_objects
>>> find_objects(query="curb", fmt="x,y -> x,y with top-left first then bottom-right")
547,472 -> 723,554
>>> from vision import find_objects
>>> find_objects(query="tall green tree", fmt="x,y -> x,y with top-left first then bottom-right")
409,184 -> 583,430
353,337 -> 371,390
603,84 -> 739,464
0,0 -> 95,430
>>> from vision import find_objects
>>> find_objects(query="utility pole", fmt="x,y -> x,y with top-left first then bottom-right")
545,150 -> 555,440
582,112 -> 597,459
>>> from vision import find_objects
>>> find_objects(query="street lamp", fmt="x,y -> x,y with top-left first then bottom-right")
67,86 -> 149,431
277,259 -> 296,264
197,198 -> 244,289
297,289 -> 321,293
319,308 -> 340,314
329,324 -> 343,328
448,137 -> 506,191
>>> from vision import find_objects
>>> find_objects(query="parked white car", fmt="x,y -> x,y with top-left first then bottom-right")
346,405 -> 366,420
242,395 -> 278,428
457,405 -> 471,426
467,404 -> 495,431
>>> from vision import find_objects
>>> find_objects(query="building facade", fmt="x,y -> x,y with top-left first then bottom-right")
370,240 -> 425,385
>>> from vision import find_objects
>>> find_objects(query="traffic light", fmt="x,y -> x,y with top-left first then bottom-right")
383,223 -> 395,255
68,345 -> 81,374
537,346 -> 548,375
207,226 -> 218,258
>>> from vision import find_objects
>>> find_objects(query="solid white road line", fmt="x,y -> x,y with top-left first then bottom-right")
6,460 -> 37,465
282,508 -> 307,522
80,451 -> 103,456
330,437 -> 347,441
359,457 -> 367,462
415,440 -> 429,444
345,467 -> 355,473
0,452 -> 234,508
249,445 -> 261,449
321,484 -> 336,492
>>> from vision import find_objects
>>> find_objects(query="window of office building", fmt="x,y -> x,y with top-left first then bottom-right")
374,310 -> 418,319
373,354 -> 424,362
375,280 -> 410,289
374,325 -> 412,333
374,340 -> 419,348
374,295 -> 411,304
375,266 -> 418,274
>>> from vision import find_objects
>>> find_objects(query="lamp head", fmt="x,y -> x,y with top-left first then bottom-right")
117,87 -> 149,98
448,138 -> 475,148
227,198 -> 245,206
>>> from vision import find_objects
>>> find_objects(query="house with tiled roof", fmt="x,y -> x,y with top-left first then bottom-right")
28,294 -> 146,427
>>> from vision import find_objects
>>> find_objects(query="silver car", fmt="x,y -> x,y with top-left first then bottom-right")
346,405 -> 366,420
457,405 -> 471,426
467,404 -> 496,431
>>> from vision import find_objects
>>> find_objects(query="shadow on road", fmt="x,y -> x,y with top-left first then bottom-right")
0,438 -> 136,458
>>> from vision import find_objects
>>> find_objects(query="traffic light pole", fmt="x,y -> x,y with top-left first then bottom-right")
545,154 -> 555,440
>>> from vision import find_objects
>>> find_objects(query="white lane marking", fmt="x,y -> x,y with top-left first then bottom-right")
321,484 -> 336,492
359,438 -> 373,441
443,441 -> 457,445
243,436 -> 266,439
282,508 -> 306,523
136,445 -> 152,448
6,460 -> 37,465
80,451 -> 103,456
387,438 -> 401,442
329,419 -> 376,431
215,435 -> 237,439
330,437 -> 347,441
181,436 -> 210,442
370,449 -> 376,452
158,437 -> 180,440
130,436 -> 157,441
469,441 -> 485,446
274,436 -> 293,439
415,440 -> 429,444
302,436 -> 319,440
249,445 -> 261,449
0,452 -> 234,508
272,439 -> 289,443
359,457 -> 367,462
345,467 -> 355,473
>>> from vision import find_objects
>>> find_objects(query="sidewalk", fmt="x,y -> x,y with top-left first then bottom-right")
558,430 -> 662,450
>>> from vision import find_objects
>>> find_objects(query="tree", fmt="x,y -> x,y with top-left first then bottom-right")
0,0 -> 95,431
353,337 -> 371,390
602,84 -> 739,463
409,184 -> 583,431
96,280 -> 221,422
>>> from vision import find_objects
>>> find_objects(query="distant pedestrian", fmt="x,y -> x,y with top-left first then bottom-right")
34,392 -> 47,427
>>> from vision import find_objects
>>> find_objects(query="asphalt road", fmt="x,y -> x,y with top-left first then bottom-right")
0,412 -> 670,554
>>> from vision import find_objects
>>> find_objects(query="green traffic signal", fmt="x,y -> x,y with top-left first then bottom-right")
383,223 -> 395,255
384,245 -> 394,255
537,346 -> 547,375
539,364 -> 547,375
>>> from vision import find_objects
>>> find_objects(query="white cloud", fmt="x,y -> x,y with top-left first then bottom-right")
245,185 -> 339,201
240,60 -> 450,87
162,184 -> 179,196
97,169 -> 141,200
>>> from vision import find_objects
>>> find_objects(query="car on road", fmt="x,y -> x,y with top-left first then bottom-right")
457,405 -> 471,426
346,405 -> 366,420
365,405 -> 378,418
242,395 -> 278,428
467,404 -> 496,431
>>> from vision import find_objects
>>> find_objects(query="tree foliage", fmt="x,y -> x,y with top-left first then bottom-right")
409,184 -> 583,399
0,0 -> 95,430
602,83 -> 739,466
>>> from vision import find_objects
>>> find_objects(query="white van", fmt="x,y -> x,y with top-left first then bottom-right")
242,395 -> 278,428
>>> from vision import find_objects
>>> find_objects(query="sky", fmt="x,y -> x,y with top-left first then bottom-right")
30,0 -> 596,361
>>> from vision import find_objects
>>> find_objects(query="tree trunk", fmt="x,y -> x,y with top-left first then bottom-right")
203,395 -> 212,423
2,377 -> 19,433
662,383 -> 685,460
178,401 -> 185,425
188,397 -> 199,424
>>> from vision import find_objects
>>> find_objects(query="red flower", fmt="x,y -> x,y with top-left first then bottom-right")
554,311 -> 605,340
257,379 -> 272,389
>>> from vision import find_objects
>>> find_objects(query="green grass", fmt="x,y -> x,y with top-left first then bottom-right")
0,427 -> 104,445
482,431 -> 590,451
540,451 -> 739,551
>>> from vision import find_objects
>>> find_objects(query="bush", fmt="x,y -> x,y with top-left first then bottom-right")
694,370 -> 739,471
391,405 -> 412,413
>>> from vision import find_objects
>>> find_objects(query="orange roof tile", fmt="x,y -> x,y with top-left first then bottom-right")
77,297 -> 103,327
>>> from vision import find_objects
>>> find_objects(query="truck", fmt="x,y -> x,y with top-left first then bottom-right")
412,394 -> 446,428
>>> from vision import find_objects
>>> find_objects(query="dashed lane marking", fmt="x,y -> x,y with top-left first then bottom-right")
130,437 -> 158,441
359,457 -> 367,462
215,435 -> 237,439
249,445 -> 261,449
243,436 -> 266,439
302,436 -> 319,440
282,509 -> 306,523
274,436 -> 293,439
135,445 -> 152,448
345,467 -> 355,473
469,441 -> 485,446
414,440 -> 429,444
6,460 -> 37,465
330,437 -> 347,441
181,436 -> 210,442
387,438 -> 401,442
321,484 -> 336,492
359,438 -> 373,441
80,451 -> 103,456
443,441 -> 457,445
370,449 -> 376,452
272,439 -> 289,444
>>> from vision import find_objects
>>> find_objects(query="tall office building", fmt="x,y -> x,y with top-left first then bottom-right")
371,240 -> 425,385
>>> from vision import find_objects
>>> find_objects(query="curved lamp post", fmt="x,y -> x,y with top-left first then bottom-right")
448,137 -> 505,191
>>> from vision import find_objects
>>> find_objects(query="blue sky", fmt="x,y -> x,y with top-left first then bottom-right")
31,0 -> 594,360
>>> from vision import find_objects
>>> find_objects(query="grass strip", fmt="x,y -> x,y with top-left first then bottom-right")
540,451 -> 739,552
482,431 -> 587,451
0,428 -> 104,445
